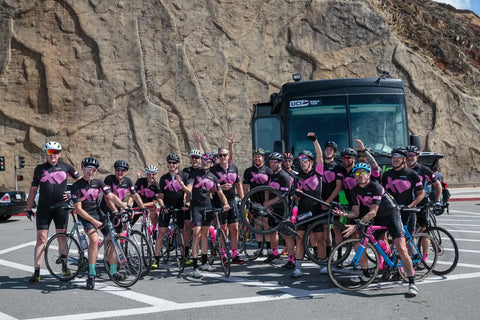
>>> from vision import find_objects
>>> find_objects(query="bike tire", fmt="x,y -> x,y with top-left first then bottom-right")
327,238 -> 379,291
241,221 -> 265,261
399,232 -> 438,282
426,226 -> 458,275
162,233 -> 171,264
174,228 -> 186,274
104,235 -> 142,287
218,229 -> 231,277
304,218 -> 346,266
45,233 -> 82,281
131,230 -> 153,277
240,186 -> 288,235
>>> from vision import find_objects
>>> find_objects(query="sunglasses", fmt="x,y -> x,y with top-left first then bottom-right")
84,166 -> 97,172
342,156 -> 354,160
190,156 -> 201,160
284,159 -> 293,162
354,171 -> 368,176
147,173 -> 157,176
298,157 -> 310,162
46,149 -> 61,155
167,162 -> 177,165
115,168 -> 127,172
407,153 -> 417,158
270,160 -> 279,164
218,154 -> 228,158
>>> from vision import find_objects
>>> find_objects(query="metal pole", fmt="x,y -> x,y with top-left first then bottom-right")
14,154 -> 17,191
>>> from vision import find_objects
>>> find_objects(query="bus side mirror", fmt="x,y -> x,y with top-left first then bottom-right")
274,140 -> 285,154
410,135 -> 421,149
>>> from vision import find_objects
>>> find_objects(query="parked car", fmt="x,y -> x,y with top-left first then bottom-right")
0,191 -> 27,221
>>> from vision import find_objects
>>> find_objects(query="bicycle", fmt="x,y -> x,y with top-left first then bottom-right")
203,208 -> 232,277
239,183 -> 347,266
134,206 -> 157,257
158,207 -> 186,274
238,219 -> 265,261
44,206 -> 143,287
418,202 -> 459,276
327,211 -> 438,291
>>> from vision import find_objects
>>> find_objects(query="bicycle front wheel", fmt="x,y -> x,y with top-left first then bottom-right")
428,226 -> 459,275
130,230 -> 153,277
104,236 -> 142,287
173,228 -> 186,274
240,221 -> 265,261
45,233 -> 83,281
327,238 -> 379,291
240,186 -> 288,235
304,218 -> 346,266
399,233 -> 438,282
218,229 -> 231,277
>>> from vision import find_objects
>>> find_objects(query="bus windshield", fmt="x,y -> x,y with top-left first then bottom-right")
287,94 -> 408,155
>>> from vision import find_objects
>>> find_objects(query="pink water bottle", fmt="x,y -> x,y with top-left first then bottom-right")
290,206 -> 298,223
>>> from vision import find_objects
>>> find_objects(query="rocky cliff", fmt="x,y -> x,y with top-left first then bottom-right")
0,0 -> 479,191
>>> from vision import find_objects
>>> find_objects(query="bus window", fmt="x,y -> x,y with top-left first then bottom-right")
252,116 -> 282,153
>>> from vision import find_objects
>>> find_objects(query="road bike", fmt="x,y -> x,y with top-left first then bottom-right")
158,207 -> 186,274
203,208 -> 232,277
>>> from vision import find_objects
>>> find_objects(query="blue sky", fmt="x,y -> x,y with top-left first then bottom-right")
433,0 -> 480,17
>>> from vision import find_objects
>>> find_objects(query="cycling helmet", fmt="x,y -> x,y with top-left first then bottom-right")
81,157 -> 99,168
391,147 -> 407,157
145,165 -> 158,174
201,153 -> 212,162
341,148 -> 357,157
44,141 -> 62,152
211,150 -> 219,156
166,153 -> 180,163
284,152 -> 294,160
252,148 -> 265,155
324,141 -> 338,151
406,145 -> 419,154
189,149 -> 202,157
269,152 -> 284,161
298,150 -> 314,161
114,160 -> 129,170
352,162 -> 371,173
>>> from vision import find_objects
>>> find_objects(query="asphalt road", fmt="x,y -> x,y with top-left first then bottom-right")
1,201 -> 479,320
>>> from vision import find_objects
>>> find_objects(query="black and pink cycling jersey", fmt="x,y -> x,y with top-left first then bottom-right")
268,169 -> 291,213
243,165 -> 273,189
338,166 -> 357,207
381,167 -> 423,206
322,161 -> 342,202
187,170 -> 221,205
100,175 -> 136,212
159,171 -> 189,208
409,163 -> 438,205
71,178 -> 111,220
31,162 -> 80,208
210,163 -> 240,204
134,178 -> 159,203
297,163 -> 324,213
351,180 -> 398,219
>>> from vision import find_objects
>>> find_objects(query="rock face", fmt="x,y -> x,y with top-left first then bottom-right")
0,0 -> 479,191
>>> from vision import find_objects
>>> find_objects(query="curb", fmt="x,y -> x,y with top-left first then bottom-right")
449,197 -> 480,202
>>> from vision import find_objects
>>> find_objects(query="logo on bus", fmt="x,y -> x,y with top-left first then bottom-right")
289,100 -> 310,108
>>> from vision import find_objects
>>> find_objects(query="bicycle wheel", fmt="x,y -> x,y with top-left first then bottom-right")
240,186 -> 288,235
241,221 -> 265,261
426,226 -> 458,275
162,233 -> 171,264
399,233 -> 438,282
104,235 -> 142,287
130,230 -> 153,276
173,228 -> 186,274
217,229 -> 231,277
45,233 -> 82,281
304,219 -> 346,266
327,238 -> 379,291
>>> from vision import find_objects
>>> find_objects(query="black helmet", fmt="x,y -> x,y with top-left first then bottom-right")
269,152 -> 284,161
405,145 -> 419,154
341,148 -> 357,157
114,160 -> 129,170
252,148 -> 265,155
81,157 -> 99,168
391,147 -> 407,157
284,152 -> 294,160
166,153 -> 180,163
324,141 -> 338,151
298,150 -> 314,161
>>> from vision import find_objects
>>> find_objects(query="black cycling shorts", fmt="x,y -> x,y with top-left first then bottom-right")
36,202 -> 69,231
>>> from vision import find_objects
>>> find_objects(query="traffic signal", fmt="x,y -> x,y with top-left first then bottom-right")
17,175 -> 24,181
18,155 -> 25,169
0,156 -> 4,171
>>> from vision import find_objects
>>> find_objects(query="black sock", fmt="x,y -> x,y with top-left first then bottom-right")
408,276 -> 415,285
201,254 -> 208,265
193,258 -> 198,269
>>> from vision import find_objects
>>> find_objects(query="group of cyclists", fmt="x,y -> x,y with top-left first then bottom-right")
24,132 -> 445,297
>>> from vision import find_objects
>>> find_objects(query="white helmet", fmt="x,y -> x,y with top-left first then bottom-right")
44,141 -> 62,152
145,165 -> 158,174
189,149 -> 202,157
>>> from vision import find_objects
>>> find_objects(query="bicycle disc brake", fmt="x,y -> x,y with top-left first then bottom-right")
278,221 -> 296,237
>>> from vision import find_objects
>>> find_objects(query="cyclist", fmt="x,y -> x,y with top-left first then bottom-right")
333,163 -> 419,297
25,141 -> 81,284
182,148 -> 203,264
291,133 -> 324,278
338,148 -> 358,209
71,157 -> 129,290
130,165 -> 159,227
185,154 -> 230,278
283,153 -> 298,177
262,152 -> 291,264
243,148 -> 273,257
100,160 -> 146,234
210,147 -> 245,264
281,152 -> 297,258
355,139 -> 381,182
321,140 -> 343,262
381,147 -> 425,235
153,154 -> 190,268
